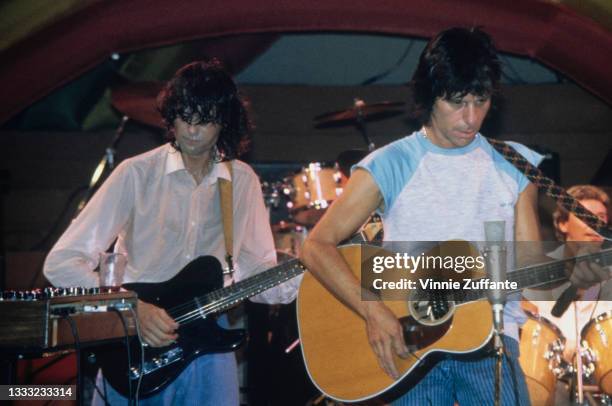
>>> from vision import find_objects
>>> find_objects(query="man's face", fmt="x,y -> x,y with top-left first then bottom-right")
427,93 -> 491,148
559,199 -> 609,242
173,117 -> 222,157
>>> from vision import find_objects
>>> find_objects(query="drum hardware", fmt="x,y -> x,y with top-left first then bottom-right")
314,99 -> 405,125
272,221 -> 308,258
598,393 -> 612,405
569,386 -> 612,406
314,99 -> 405,151
579,343 -> 597,380
111,81 -> 164,129
261,180 -> 285,209
545,338 -> 573,379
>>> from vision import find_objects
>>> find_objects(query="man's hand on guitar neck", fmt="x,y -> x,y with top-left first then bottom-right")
566,242 -> 609,289
137,300 -> 179,347
363,301 -> 410,379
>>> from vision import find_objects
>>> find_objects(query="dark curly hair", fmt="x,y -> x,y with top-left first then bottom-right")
410,27 -> 501,126
157,59 -> 251,160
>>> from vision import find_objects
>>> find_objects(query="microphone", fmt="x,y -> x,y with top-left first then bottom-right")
484,221 -> 508,404
76,116 -> 129,213
484,221 -> 507,338
106,115 -> 129,170
550,284 -> 578,317
484,221 -> 507,304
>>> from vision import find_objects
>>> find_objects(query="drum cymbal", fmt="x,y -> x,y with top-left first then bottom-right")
111,81 -> 164,129
314,99 -> 405,127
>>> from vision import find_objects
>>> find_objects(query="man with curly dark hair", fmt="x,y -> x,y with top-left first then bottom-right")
44,60 -> 299,405
158,59 -> 251,162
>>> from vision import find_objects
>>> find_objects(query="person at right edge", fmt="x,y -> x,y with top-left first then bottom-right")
300,27 -> 608,405
523,185 -> 611,405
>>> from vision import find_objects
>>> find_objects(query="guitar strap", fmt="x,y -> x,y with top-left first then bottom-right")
486,137 -> 611,240
218,160 -> 234,275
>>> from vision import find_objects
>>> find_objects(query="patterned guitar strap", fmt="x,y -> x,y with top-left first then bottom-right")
486,138 -> 612,241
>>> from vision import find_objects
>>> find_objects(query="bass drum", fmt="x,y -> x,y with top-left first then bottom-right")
285,163 -> 343,226
519,311 -> 565,406
581,310 -> 612,395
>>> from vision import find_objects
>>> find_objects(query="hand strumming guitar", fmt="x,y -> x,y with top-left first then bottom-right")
137,300 -> 179,347
363,301 -> 409,379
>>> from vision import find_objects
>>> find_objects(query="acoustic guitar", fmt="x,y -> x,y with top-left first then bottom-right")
297,242 -> 611,403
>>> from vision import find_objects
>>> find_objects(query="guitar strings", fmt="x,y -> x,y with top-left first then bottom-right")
167,258 -> 301,321
175,261 -> 303,323
397,250 -> 611,308
169,259 -> 304,325
450,249 -> 610,304
172,268 -> 299,325
165,258 -> 299,317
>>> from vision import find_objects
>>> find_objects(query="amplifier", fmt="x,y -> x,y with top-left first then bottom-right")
0,288 -> 138,353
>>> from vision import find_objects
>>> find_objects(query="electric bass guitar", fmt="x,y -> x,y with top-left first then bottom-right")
296,242 -> 612,403
97,255 -> 304,398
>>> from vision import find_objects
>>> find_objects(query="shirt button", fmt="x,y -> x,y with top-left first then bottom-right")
186,254 -> 191,260
191,221 -> 196,226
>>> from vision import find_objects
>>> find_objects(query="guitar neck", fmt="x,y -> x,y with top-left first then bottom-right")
190,232 -> 369,318
189,258 -> 305,318
454,247 -> 612,304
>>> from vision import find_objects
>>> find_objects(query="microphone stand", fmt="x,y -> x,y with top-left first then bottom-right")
484,221 -> 507,406
574,304 -> 584,405
76,116 -> 128,214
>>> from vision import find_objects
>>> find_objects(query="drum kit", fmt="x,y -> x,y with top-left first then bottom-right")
257,98 -> 401,259
519,309 -> 612,405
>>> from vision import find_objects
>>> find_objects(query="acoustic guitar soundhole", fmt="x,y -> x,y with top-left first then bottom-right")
400,311 -> 452,352
398,291 -> 455,351
408,290 -> 455,326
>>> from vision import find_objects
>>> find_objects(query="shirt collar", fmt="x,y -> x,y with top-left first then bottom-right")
207,159 -> 232,185
164,144 -> 232,184
165,144 -> 184,175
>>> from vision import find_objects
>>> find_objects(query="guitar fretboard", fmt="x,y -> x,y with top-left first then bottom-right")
171,258 -> 305,324
449,248 -> 612,304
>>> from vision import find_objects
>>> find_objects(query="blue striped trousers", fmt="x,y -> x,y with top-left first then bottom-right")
393,337 -> 531,406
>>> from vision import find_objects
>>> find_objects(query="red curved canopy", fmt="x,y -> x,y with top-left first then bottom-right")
1,0 -> 612,124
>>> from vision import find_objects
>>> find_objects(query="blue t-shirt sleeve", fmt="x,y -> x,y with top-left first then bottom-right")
505,142 -> 545,192
353,150 -> 396,213
352,137 -> 421,214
